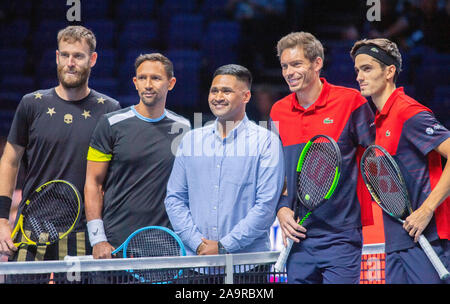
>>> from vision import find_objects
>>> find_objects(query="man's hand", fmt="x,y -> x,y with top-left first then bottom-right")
0,218 -> 16,256
277,207 -> 306,246
92,241 -> 115,259
196,238 -> 219,255
403,204 -> 434,243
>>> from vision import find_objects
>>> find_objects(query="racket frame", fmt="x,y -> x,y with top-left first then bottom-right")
275,134 -> 342,272
361,145 -> 450,280
11,180 -> 81,247
112,226 -> 186,257
112,226 -> 187,283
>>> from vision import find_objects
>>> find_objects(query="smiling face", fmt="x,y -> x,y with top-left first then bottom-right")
56,39 -> 97,89
133,60 -> 176,107
208,74 -> 250,124
280,46 -> 322,93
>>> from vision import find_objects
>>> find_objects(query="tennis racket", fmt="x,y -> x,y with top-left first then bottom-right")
274,135 -> 342,272
360,145 -> 449,280
112,226 -> 186,283
11,180 -> 81,248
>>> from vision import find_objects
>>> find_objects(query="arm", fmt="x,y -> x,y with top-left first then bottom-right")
277,176 -> 307,245
219,134 -> 286,252
84,159 -> 113,259
404,138 -> 450,242
269,118 -> 307,245
0,142 -> 24,256
164,148 -> 204,254
277,197 -> 306,246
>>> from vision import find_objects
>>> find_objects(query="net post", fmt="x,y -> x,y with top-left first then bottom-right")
224,254 -> 234,284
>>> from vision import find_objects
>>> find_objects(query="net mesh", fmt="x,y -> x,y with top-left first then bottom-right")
361,147 -> 410,219
359,244 -> 386,284
0,245 -> 386,284
22,182 -> 79,244
297,138 -> 339,209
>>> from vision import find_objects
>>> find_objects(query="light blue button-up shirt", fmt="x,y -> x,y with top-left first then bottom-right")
164,115 -> 285,255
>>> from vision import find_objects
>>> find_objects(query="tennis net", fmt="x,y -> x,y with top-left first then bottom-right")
0,244 -> 385,284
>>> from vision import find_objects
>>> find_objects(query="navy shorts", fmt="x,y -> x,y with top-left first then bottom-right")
386,239 -> 450,284
286,228 -> 362,284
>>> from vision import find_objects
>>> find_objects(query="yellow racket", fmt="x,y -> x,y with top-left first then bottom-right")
11,180 -> 81,247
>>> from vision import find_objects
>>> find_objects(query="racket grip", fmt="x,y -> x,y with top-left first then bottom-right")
417,235 -> 450,280
274,238 -> 294,272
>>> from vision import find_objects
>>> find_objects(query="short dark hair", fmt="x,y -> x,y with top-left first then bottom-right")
350,38 -> 402,83
213,64 -> 252,89
134,53 -> 174,79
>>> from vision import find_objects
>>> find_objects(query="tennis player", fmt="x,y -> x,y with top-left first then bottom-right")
351,38 -> 450,284
164,64 -> 284,263
0,26 -> 121,261
270,32 -> 375,284
85,53 -> 190,259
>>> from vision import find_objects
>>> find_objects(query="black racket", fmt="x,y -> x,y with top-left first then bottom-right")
361,145 -> 449,280
275,135 -> 342,271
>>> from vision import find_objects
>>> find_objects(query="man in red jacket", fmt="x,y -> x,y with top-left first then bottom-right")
270,32 -> 375,284
351,38 -> 450,284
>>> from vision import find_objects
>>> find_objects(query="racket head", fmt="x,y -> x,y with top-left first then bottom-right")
13,180 -> 81,247
118,226 -> 186,283
360,145 -> 412,220
121,226 -> 186,258
296,134 -> 342,211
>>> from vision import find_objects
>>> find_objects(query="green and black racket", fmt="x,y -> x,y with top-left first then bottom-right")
275,135 -> 341,272
11,180 -> 81,248
361,145 -> 449,280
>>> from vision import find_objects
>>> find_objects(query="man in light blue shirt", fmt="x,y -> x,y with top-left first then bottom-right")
164,64 -> 284,258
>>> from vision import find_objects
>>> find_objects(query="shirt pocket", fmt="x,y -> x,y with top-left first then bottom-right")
221,157 -> 254,186
221,158 -> 255,210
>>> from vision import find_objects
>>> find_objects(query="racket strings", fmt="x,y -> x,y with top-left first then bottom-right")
126,229 -> 182,258
22,183 -> 79,243
362,150 -> 410,219
125,229 -> 182,282
297,140 -> 339,209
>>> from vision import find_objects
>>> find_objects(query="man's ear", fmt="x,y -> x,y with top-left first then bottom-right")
168,77 -> 176,91
243,89 -> 251,104
313,56 -> 323,73
385,65 -> 397,82
89,52 -> 98,68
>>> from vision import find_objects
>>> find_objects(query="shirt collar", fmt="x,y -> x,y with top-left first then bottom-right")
375,87 -> 404,122
290,77 -> 330,112
131,106 -> 166,122
212,114 -> 249,141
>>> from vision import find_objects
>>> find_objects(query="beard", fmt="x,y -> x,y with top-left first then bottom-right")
139,91 -> 163,107
57,64 -> 91,89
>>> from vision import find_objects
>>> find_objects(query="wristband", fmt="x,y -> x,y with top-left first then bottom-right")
87,219 -> 108,246
0,196 -> 12,219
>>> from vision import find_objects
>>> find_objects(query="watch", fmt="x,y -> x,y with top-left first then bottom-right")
218,241 -> 227,254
